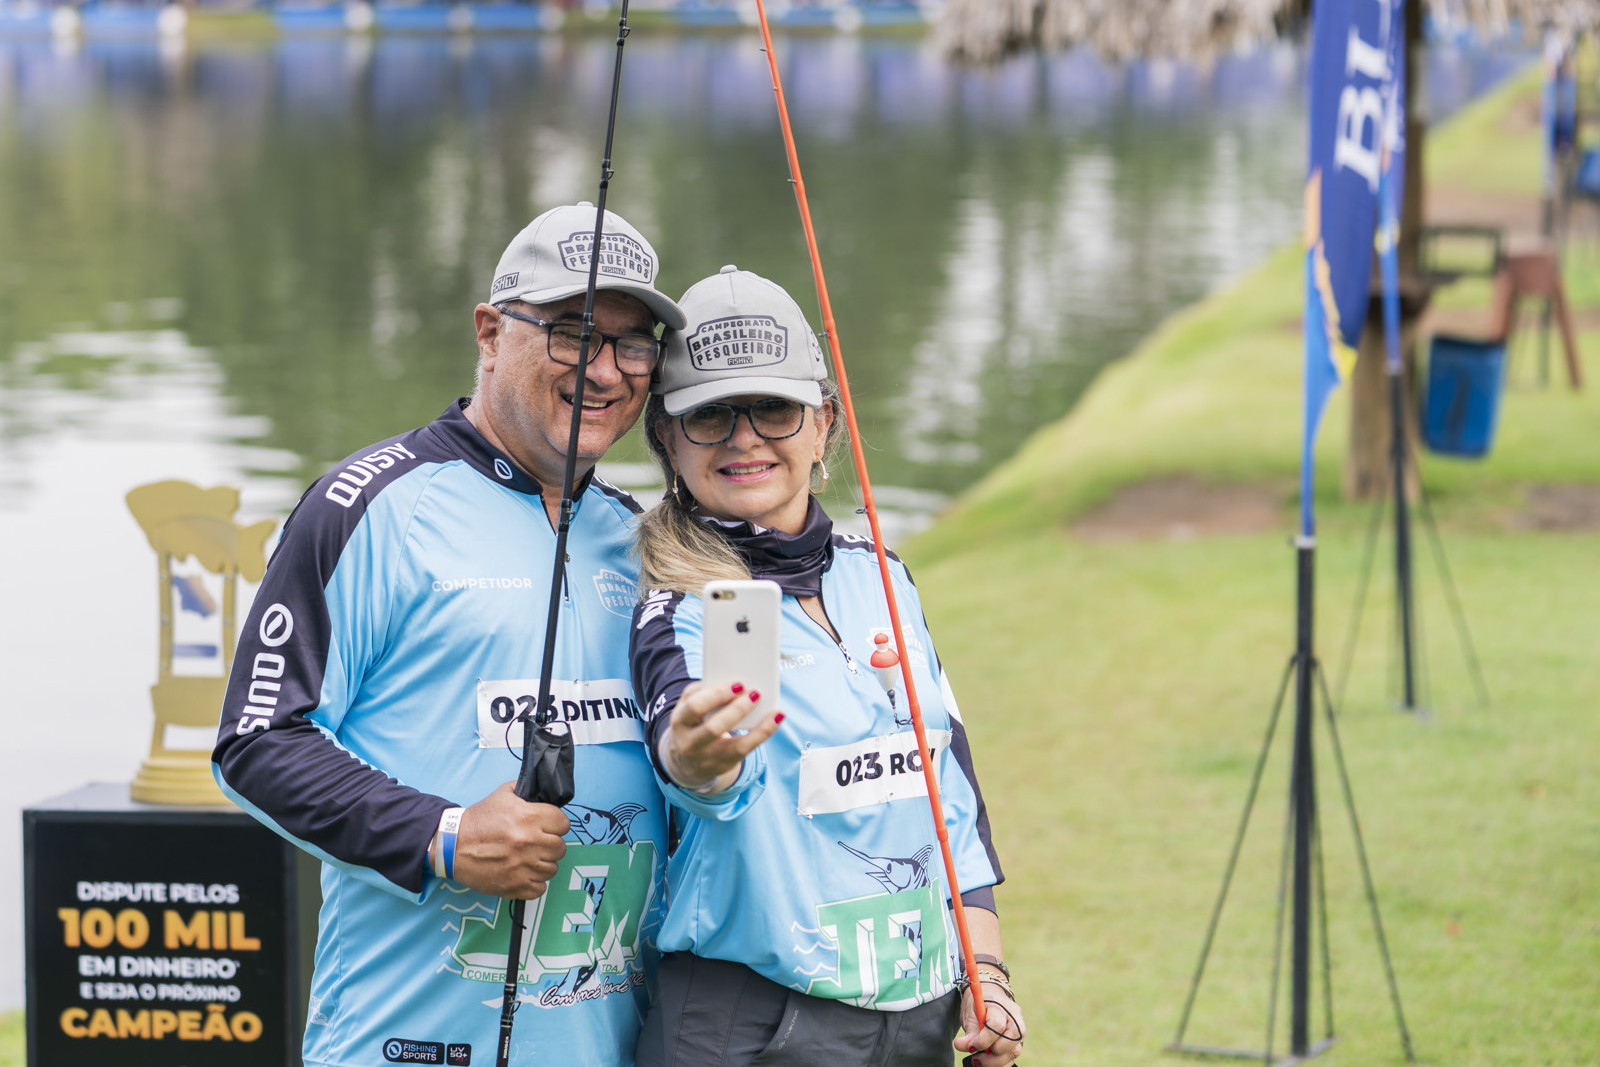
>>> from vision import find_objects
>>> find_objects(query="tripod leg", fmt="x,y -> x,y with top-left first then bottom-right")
1266,748 -> 1298,1066
1389,367 -> 1420,714
1170,658 -> 1296,1049
1334,489 -> 1389,713
1400,529 -> 1435,721
1314,794 -> 1335,1043
1409,462 -> 1491,708
1553,280 -> 1583,390
1315,664 -> 1417,1063
1540,298 -> 1552,388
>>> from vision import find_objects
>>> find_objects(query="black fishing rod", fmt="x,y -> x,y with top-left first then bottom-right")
494,5 -> 636,1064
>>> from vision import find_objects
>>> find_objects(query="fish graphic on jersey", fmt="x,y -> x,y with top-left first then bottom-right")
567,801 -> 646,845
548,802 -> 649,994
838,842 -> 933,893
837,842 -> 936,977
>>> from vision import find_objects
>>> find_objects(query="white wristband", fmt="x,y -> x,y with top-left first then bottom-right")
430,807 -> 464,880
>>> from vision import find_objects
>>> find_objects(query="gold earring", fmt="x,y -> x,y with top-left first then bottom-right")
810,460 -> 829,495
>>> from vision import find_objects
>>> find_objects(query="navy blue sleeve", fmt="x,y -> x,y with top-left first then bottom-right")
630,588 -> 766,816
962,887 -> 997,913
213,432 -> 452,897
629,589 -> 693,781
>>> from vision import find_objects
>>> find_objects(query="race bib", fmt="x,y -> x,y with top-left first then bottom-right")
476,678 -> 645,749
797,729 -> 952,816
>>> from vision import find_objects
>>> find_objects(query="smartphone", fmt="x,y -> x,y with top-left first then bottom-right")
701,579 -> 782,732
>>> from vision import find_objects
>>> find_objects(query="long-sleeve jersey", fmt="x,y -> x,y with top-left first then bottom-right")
629,530 -> 1002,1011
214,400 -> 667,1067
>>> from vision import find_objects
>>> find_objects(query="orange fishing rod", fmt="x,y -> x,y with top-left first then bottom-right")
752,0 -> 988,1034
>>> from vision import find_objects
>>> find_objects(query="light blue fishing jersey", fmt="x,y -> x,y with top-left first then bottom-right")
215,400 -> 667,1067
630,503 -> 1002,1011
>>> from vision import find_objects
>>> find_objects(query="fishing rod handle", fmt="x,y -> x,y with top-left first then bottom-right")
494,898 -> 529,1067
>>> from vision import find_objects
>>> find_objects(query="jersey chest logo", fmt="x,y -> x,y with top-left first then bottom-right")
592,568 -> 638,618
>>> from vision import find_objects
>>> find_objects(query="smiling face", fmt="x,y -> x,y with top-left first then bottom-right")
662,393 -> 833,534
467,290 -> 655,490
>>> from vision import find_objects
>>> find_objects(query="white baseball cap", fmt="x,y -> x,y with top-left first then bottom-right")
488,202 -> 686,330
655,265 -> 830,415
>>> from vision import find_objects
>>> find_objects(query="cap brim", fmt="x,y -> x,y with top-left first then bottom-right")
508,280 -> 687,331
660,376 -> 823,415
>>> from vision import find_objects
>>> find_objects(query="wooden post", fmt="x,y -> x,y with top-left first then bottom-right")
1345,289 -> 1424,502
1346,0 -> 1428,502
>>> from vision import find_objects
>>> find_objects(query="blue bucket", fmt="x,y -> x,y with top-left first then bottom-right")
1576,148 -> 1600,199
1422,334 -> 1506,458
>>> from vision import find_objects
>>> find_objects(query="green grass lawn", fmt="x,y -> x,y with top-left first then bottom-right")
916,518 -> 1600,1066
905,59 -> 1600,1067
0,1011 -> 19,1067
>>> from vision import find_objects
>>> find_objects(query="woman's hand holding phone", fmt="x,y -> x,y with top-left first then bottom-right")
660,681 -> 783,795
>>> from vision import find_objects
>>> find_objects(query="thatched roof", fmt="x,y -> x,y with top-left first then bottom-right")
939,0 -> 1600,64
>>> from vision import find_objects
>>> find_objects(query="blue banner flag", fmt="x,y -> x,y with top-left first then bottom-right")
1378,2 -> 1407,376
1540,33 -> 1577,197
1301,0 -> 1403,536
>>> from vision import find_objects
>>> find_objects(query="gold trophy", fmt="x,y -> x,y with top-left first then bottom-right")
126,480 -> 276,805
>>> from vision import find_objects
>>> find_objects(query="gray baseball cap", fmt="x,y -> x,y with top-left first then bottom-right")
488,202 -> 685,330
655,265 -> 830,415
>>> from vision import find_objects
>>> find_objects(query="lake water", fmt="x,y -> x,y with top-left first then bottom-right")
0,27 -> 1527,1009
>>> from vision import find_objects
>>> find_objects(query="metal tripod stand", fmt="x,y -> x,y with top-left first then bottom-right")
1332,366 -> 1490,718
1167,541 -> 1416,1065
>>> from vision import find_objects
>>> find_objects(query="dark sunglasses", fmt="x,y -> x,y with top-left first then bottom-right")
678,398 -> 808,445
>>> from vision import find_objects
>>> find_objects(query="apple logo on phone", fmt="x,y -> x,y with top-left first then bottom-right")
736,618 -> 750,633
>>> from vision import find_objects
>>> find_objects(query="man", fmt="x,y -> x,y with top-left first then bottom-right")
214,202 -> 684,1067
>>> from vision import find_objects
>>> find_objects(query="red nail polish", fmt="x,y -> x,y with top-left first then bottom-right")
730,682 -> 745,695
747,690 -> 761,703
774,713 -> 785,724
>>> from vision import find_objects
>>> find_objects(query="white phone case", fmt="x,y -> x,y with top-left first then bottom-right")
701,579 -> 782,732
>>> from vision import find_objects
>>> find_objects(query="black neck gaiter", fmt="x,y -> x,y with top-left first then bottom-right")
704,497 -> 834,597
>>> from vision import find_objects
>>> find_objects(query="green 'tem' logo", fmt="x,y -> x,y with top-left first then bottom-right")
450,841 -> 657,984
805,882 -> 952,1010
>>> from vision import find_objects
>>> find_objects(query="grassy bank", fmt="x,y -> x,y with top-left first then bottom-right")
914,63 -> 1599,564
907,62 -> 1600,1065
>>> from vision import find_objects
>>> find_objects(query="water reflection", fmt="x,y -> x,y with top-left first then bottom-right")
0,32 -> 1527,513
0,28 -> 1528,1008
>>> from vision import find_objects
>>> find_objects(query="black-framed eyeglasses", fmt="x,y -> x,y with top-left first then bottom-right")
496,305 -> 665,377
679,398 -> 808,446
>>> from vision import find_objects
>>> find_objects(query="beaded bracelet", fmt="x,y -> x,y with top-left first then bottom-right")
957,970 -> 1016,1003
975,972 -> 1016,1002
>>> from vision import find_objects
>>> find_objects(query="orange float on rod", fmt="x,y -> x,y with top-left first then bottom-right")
751,0 -> 988,1032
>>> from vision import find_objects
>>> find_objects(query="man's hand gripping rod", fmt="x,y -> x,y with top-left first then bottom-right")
751,0 -> 988,1033
494,5 -> 635,1065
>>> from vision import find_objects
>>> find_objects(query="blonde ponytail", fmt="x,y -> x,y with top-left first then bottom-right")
631,385 -> 846,597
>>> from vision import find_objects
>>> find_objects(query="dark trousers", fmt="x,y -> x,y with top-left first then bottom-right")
636,952 -> 963,1067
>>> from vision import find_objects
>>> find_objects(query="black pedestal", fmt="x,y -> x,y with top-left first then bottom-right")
23,783 -> 319,1067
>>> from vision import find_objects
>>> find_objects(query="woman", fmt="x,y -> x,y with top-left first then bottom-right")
629,265 -> 1025,1067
